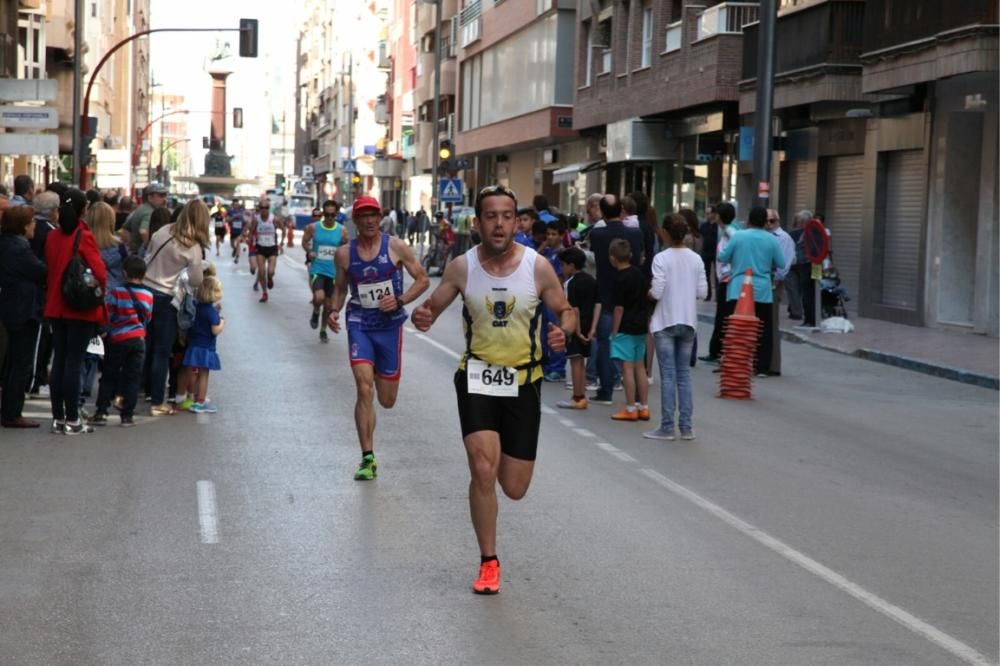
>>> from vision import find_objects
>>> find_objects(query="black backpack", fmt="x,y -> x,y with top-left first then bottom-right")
61,229 -> 104,310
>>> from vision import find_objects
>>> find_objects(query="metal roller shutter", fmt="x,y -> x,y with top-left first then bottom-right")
880,150 -> 924,310
824,155 -> 864,312
783,160 -> 811,221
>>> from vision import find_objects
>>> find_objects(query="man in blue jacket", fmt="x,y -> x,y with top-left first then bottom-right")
718,206 -> 786,377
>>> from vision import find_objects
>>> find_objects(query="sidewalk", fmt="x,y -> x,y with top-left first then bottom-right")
696,300 -> 999,390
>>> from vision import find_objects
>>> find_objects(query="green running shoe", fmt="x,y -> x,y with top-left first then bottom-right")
177,397 -> 195,412
354,453 -> 377,481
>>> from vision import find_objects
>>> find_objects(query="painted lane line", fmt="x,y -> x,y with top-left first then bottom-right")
404,326 -> 462,360
196,480 -> 219,545
572,427 -> 597,438
540,405 -> 556,415
638,468 -> 993,666
559,418 -> 575,427
281,255 -> 307,272
593,441 -> 636,462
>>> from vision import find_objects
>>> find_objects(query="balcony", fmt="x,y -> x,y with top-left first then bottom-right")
743,0 -> 865,81
374,96 -> 389,125
440,55 -> 458,95
415,121 -> 433,172
862,0 -> 997,56
401,128 -> 416,160
459,0 -> 482,47
696,3 -> 760,41
437,112 -> 455,140
665,21 -> 682,53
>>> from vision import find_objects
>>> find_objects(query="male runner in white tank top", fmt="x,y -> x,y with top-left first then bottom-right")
412,184 -> 575,595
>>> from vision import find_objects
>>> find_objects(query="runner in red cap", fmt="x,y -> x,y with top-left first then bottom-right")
327,195 -> 429,480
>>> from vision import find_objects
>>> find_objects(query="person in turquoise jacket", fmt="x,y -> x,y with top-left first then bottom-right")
717,206 -> 787,376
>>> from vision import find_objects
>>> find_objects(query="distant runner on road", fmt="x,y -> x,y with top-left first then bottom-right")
327,196 -> 429,481
302,199 -> 348,343
412,184 -> 574,595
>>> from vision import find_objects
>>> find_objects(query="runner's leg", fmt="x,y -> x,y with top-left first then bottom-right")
351,362 -> 377,453
464,431 -> 502,557
267,254 -> 277,288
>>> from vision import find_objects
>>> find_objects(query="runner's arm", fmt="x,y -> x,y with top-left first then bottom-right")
411,255 -> 466,331
390,237 -> 430,309
326,246 -> 351,333
535,256 -> 575,339
302,224 -> 315,258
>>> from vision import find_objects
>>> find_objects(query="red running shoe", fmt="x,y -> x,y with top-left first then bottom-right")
472,560 -> 501,595
259,292 -> 269,303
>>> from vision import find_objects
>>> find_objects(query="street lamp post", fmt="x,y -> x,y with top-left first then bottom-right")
752,0 -> 777,209
77,23 -> 254,189
158,137 -> 191,182
131,109 -> 190,175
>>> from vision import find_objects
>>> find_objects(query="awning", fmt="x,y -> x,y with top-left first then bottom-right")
551,159 -> 604,184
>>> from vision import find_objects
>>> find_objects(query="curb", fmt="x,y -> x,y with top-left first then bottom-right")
696,312 -> 999,390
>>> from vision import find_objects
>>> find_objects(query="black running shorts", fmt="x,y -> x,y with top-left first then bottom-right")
565,336 -> 591,359
256,245 -> 278,258
454,370 -> 542,461
310,274 -> 335,297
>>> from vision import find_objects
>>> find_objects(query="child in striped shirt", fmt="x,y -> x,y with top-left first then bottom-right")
91,255 -> 153,427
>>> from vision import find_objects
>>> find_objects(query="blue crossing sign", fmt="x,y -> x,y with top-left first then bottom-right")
439,178 -> 464,203
343,159 -> 357,173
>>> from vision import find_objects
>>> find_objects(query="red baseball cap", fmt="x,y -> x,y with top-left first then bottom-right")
352,196 -> 381,214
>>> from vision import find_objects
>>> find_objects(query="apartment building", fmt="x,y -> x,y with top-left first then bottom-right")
382,0 -> 417,211
409,0 -> 459,210
0,0 -> 150,189
454,0 -> 579,211
574,0 -> 757,217
297,0 -> 391,203
740,0 -> 997,335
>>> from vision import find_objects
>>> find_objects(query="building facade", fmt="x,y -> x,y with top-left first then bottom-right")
297,0 -> 392,206
455,0 -> 579,211
573,0 -> 757,218
740,0 -> 998,335
0,0 -> 150,190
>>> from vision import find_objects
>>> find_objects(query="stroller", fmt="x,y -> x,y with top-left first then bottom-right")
820,261 -> 850,319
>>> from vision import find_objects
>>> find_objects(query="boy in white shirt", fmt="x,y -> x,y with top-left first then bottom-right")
644,216 -> 708,441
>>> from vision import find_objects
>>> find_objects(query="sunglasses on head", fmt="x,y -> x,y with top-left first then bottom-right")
478,184 -> 516,199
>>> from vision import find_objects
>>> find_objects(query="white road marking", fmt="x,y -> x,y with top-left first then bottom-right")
540,405 -> 556,415
573,427 -> 597,438
404,326 -> 462,360
281,255 -> 307,272
196,480 -> 219,545
638,468 -> 994,666
594,441 -> 636,462
558,418 -> 575,427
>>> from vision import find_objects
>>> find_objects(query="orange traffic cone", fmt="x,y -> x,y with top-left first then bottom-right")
732,268 -> 756,318
718,270 -> 761,400
287,224 -> 295,247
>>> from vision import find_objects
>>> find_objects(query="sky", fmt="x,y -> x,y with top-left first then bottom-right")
148,0 -> 300,182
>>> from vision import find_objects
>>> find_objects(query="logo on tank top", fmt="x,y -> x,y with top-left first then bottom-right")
485,292 -> 516,328
378,254 -> 390,264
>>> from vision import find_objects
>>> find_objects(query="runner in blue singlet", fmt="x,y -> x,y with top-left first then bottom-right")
327,196 -> 429,481
302,199 -> 347,342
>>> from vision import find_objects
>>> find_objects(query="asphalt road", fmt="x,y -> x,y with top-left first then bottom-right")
1,242 -> 996,665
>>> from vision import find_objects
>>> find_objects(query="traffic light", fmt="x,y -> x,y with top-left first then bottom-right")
439,139 -> 452,161
80,115 -> 98,168
239,19 -> 259,58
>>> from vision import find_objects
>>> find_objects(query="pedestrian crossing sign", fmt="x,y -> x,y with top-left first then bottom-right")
439,178 -> 464,203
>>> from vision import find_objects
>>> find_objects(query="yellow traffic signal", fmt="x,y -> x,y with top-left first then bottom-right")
439,139 -> 453,161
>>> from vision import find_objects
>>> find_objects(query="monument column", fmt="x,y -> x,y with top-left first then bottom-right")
209,70 -> 230,151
